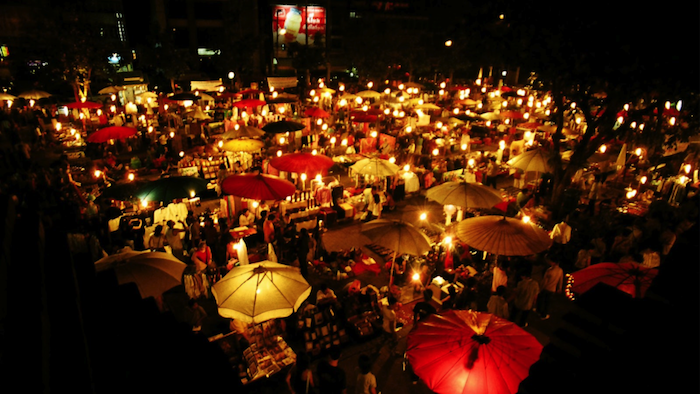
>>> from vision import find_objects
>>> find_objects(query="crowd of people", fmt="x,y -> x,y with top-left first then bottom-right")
1,80 -> 697,394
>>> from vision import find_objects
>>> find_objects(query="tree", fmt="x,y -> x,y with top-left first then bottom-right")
502,0 -> 699,218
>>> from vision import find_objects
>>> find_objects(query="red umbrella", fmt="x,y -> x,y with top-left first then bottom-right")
304,107 -> 330,118
350,108 -> 383,116
222,173 -> 296,201
270,152 -> 334,176
64,101 -> 102,109
86,126 -> 137,143
500,110 -> 524,119
407,310 -> 543,394
233,98 -> 266,109
349,113 -> 378,123
570,262 -> 658,299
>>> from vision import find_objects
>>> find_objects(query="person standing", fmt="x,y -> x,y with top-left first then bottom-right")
487,285 -> 510,320
165,220 -> 186,261
536,256 -> 564,320
297,228 -> 311,278
148,225 -> 167,252
413,289 -> 437,323
355,354 -> 377,394
287,353 -> 316,394
317,346 -> 347,394
484,157 -> 499,188
381,296 -> 401,354
509,270 -> 539,327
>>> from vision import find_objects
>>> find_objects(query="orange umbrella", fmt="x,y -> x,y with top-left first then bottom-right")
455,215 -> 552,256
222,173 -> 296,200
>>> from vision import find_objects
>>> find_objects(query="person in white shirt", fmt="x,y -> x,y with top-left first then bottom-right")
238,208 -> 255,227
550,219 -> 572,245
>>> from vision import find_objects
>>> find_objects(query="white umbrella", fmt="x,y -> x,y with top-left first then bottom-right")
0,92 -> 17,101
212,261 -> 311,324
507,148 -> 553,173
19,89 -> 51,100
350,157 -> 400,177
356,90 -> 381,99
426,181 -> 503,210
98,86 -> 124,95
94,251 -> 187,299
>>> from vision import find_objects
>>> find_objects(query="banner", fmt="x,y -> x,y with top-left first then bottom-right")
272,5 -> 326,46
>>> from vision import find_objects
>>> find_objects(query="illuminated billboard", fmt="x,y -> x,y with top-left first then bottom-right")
272,5 -> 326,49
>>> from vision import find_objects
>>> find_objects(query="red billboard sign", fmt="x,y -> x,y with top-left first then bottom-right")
273,5 -> 326,46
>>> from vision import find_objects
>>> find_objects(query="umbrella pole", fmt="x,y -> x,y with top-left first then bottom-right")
389,250 -> 397,287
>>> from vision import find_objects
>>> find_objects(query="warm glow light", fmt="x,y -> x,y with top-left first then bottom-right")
384,108 -> 391,115
626,189 -> 638,199
163,104 -> 169,110
388,157 -> 396,164
362,105 -> 368,111
367,81 -> 373,89
486,121 -> 491,127
677,100 -> 683,111
403,164 -> 410,171
476,78 -> 482,86
190,190 -> 196,198
412,272 -> 421,281
317,118 -> 323,125
640,176 -> 647,184
141,199 -> 148,208
300,173 -> 307,181
522,215 -> 531,223
599,145 -> 607,153
405,126 -> 412,133
669,117 -> 676,126
444,40 -> 453,47
461,144 -> 467,151
339,99 -> 347,107
279,137 -> 285,144
94,170 -> 101,178
321,123 -> 328,131
276,150 -> 282,157
330,137 -> 336,144
339,84 -> 345,92
384,88 -> 391,94
635,148 -> 642,156
419,212 -> 427,221
183,100 -> 193,107
684,164 -> 692,174
169,131 -> 175,138
432,148 -> 439,156
398,84 -> 405,90
453,108 -> 459,114
523,112 -> 530,120
499,140 -> 506,150
665,101 -> 671,110
370,131 -> 378,138
179,151 -> 185,157
128,173 -> 135,181
279,106 -> 285,113
341,139 -> 348,146
355,97 -> 363,105
310,89 -> 316,96
623,103 -> 629,111
443,236 -> 452,244
436,121 -> 443,129
439,89 -> 445,96
468,158 -> 475,167
148,126 -> 154,133
312,149 -> 318,155
251,201 -> 259,209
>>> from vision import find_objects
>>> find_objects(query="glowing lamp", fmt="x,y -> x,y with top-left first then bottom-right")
669,117 -> 676,126
367,82 -> 374,89
330,137 -> 336,144
440,82 -> 446,89
312,149 -> 318,155
640,176 -> 647,184
370,131 -> 378,138
453,108 -> 459,114
128,173 -> 135,181
432,148 -> 439,156
388,157 -> 396,164
412,273 -> 421,281
316,118 -> 323,125
313,96 -> 319,103
403,164 -> 410,171
94,170 -> 102,178
321,124 -> 328,131
251,201 -> 259,208
398,84 -> 405,90
341,139 -> 348,146
599,145 -> 607,153
419,212 -> 427,221
148,126 -> 154,133
384,88 -> 390,94
276,150 -> 282,157
522,215 -> 531,223
461,144 -> 467,151
300,173 -> 307,181
169,131 -> 175,138
141,199 -> 148,208
468,158 -> 475,167
279,137 -> 285,144
405,126 -> 412,133
355,97 -> 363,105
635,148 -> 642,156
443,236 -> 452,244
499,140 -> 506,150
684,164 -> 692,174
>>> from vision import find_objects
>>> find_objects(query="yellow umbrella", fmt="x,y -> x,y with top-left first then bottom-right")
455,215 -> 552,256
221,138 -> 265,153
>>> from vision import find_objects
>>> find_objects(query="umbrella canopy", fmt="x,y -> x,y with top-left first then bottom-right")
407,310 -> 543,394
455,215 -> 552,256
135,176 -> 211,203
64,101 -> 102,109
220,138 -> 265,153
262,120 -> 306,134
0,93 -> 17,101
361,219 -> 432,257
19,89 -> 51,99
184,106 -> 212,121
86,126 -> 138,143
570,262 -> 658,299
350,158 -> 400,177
480,112 -> 502,121
349,113 -> 379,123
98,180 -> 149,201
233,98 -> 266,109
222,173 -> 296,200
98,86 -> 124,95
415,103 -> 442,110
270,152 -> 334,175
303,106 -> 330,118
500,110 -> 524,119
220,125 -> 266,139
356,90 -> 382,99
426,181 -> 503,209
212,261 -> 311,323
168,92 -> 200,101
507,148 -> 553,173
95,251 -> 187,299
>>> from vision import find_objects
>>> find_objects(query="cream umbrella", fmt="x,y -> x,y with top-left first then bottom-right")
94,251 -> 187,299
350,157 -> 400,178
426,181 -> 503,210
220,138 -> 265,153
356,90 -> 381,99
507,148 -> 553,174
212,261 -> 311,323
361,219 -> 432,286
